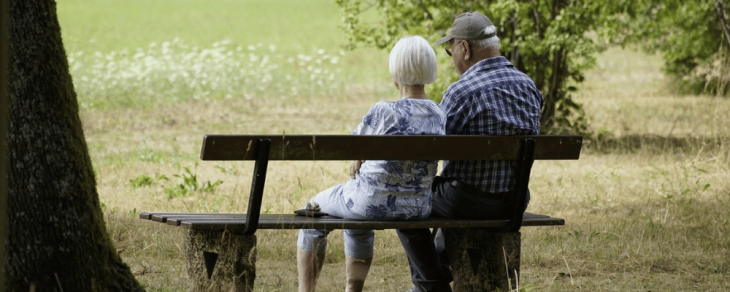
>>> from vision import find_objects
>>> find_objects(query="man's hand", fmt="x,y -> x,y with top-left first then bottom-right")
349,160 -> 366,179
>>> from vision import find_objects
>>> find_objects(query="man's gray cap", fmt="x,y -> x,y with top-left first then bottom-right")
435,12 -> 496,45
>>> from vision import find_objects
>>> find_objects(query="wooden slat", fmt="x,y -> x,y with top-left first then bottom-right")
150,213 -> 243,223
165,214 -> 249,226
200,135 -> 583,161
139,213 -> 564,231
140,212 -> 221,221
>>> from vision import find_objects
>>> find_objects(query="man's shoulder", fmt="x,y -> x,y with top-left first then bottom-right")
450,66 -> 537,95
482,63 -> 536,86
443,73 -> 482,101
442,71 -> 498,103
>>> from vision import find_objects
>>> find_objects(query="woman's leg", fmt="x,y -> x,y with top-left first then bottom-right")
346,256 -> 372,292
297,182 -> 376,291
296,183 -> 353,257
296,184 -> 346,292
297,246 -> 326,292
344,229 -> 374,292
297,228 -> 329,292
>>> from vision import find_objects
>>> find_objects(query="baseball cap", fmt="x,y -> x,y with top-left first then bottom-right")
434,12 -> 496,45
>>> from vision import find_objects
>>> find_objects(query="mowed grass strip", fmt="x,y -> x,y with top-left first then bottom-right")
58,1 -> 730,291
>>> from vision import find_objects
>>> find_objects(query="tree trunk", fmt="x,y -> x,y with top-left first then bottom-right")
715,0 -> 730,48
3,0 -> 142,290
1,0 -> 10,288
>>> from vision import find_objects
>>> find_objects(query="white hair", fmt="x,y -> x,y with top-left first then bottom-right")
470,26 -> 500,51
388,36 -> 437,85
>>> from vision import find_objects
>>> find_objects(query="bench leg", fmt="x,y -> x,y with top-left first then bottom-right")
185,230 -> 257,292
443,229 -> 520,292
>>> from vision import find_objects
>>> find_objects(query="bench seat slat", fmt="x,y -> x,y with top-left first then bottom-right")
142,212 -> 222,221
151,214 -> 249,223
201,135 -> 582,161
140,212 -> 564,231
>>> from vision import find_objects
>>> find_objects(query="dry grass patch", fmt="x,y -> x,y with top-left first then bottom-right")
87,47 -> 730,291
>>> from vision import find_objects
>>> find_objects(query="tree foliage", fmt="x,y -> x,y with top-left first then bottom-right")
336,0 -> 729,133
609,0 -> 730,95
336,0 -> 629,134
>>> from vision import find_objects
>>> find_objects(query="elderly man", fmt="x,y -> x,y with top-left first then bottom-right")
396,12 -> 543,292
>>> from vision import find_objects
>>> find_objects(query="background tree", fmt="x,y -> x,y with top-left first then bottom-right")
336,0 -> 633,134
608,0 -> 730,96
2,0 -> 142,290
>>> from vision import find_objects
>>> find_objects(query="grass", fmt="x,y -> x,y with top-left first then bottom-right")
58,0 -> 348,54
56,1 -> 730,291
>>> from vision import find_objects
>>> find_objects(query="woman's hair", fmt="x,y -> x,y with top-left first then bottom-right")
470,26 -> 500,51
389,36 -> 437,85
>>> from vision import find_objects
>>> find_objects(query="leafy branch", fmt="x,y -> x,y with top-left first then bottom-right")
335,0 -> 628,134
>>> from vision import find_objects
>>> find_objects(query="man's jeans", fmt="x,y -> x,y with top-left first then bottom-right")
396,176 -> 530,292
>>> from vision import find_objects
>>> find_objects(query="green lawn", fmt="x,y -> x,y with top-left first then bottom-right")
58,0 -> 348,53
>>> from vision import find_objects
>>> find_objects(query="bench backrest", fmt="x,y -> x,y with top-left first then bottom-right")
200,134 -> 583,235
201,135 -> 582,160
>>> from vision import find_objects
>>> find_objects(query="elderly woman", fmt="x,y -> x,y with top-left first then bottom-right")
297,35 -> 445,292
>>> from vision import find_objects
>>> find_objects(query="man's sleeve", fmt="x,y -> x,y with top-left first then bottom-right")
441,91 -> 471,135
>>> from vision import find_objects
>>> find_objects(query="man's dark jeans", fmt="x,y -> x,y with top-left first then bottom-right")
396,176 -> 530,292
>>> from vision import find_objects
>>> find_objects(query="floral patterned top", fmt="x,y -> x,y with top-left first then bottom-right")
342,97 -> 445,220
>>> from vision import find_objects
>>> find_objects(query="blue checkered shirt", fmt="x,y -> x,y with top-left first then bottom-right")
440,56 -> 543,193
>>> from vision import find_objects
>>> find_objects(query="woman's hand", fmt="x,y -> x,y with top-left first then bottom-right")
349,160 -> 366,179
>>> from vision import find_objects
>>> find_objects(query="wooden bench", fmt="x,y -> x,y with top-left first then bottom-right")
140,134 -> 583,291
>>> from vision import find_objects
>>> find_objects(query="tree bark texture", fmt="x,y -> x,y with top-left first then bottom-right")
1,0 -> 10,289
185,230 -> 257,292
443,229 -> 521,292
4,0 -> 142,290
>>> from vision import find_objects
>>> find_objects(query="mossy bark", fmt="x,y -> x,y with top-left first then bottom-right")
185,230 -> 257,292
443,229 -> 521,292
3,0 -> 142,290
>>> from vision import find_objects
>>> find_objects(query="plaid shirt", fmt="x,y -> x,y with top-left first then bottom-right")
440,56 -> 543,193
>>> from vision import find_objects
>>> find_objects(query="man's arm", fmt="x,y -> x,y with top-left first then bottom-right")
441,91 -> 471,135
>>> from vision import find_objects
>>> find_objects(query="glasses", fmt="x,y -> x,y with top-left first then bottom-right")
444,40 -> 464,57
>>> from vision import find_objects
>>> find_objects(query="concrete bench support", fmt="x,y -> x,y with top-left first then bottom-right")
185,230 -> 257,292
444,229 -> 521,292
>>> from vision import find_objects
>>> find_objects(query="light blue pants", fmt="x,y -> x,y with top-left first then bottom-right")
297,184 -> 375,258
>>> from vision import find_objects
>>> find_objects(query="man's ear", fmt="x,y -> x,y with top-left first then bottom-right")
462,41 -> 471,60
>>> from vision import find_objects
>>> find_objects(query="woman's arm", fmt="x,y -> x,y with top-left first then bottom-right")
349,102 -> 389,177
349,160 -> 366,178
